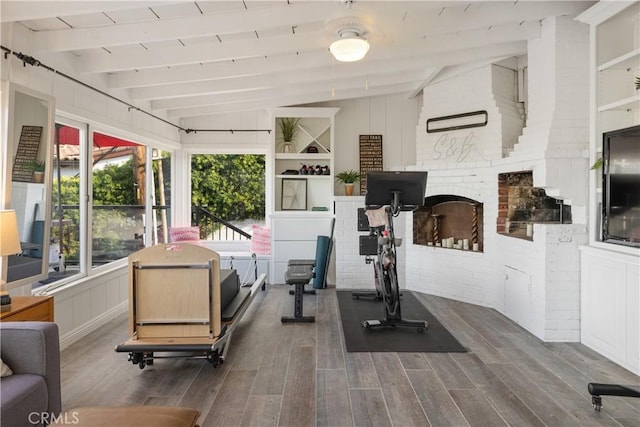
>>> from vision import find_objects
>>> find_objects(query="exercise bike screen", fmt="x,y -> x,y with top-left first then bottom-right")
364,171 -> 428,210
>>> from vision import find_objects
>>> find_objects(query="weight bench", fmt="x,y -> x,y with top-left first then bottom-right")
288,258 -> 316,296
281,219 -> 335,323
281,260 -> 315,323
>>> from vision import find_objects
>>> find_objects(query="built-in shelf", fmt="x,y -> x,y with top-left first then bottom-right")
598,94 -> 640,112
275,153 -> 331,160
271,107 -> 338,214
296,123 -> 330,153
576,0 -> 640,378
270,210 -> 333,218
598,48 -> 640,71
275,174 -> 331,179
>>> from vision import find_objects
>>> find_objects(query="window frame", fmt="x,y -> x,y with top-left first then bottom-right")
180,146 -> 270,229
32,116 -> 176,294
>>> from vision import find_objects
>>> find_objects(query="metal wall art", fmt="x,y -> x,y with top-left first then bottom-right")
426,110 -> 488,133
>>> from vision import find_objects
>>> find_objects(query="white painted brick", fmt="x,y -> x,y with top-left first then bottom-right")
335,17 -> 591,342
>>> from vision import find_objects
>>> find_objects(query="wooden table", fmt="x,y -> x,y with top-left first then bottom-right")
0,296 -> 54,322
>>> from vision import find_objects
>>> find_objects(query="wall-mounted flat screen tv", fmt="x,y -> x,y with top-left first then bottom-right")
602,124 -> 640,248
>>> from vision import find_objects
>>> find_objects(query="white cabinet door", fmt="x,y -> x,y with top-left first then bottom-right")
504,266 -> 533,332
270,214 -> 333,284
580,247 -> 640,376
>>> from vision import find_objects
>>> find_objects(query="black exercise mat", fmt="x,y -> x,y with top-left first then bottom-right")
337,290 -> 467,353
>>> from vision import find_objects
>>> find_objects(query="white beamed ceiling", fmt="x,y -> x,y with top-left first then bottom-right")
1,0 -> 596,119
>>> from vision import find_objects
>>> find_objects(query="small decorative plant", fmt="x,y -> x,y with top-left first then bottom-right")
29,159 -> 46,172
335,169 -> 361,184
336,170 -> 360,196
277,117 -> 300,153
278,117 -> 300,143
635,76 -> 640,90
29,159 -> 46,183
590,157 -> 603,170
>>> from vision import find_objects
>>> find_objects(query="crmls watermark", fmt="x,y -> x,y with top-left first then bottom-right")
28,411 -> 80,425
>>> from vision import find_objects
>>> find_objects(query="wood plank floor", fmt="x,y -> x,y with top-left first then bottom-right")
60,285 -> 640,427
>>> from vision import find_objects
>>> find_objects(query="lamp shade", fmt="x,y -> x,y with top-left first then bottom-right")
330,30 -> 369,62
0,210 -> 21,256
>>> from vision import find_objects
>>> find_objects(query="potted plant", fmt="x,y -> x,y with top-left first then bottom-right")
29,159 -> 46,183
278,117 -> 300,153
335,169 -> 361,196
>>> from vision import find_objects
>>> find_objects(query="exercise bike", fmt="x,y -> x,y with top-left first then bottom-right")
359,171 -> 429,332
352,223 -> 387,302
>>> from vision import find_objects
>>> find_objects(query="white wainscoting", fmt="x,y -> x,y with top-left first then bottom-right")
49,243 -> 270,350
50,263 -> 129,350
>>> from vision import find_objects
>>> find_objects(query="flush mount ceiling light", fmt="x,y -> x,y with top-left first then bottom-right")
327,1 -> 371,63
330,26 -> 369,62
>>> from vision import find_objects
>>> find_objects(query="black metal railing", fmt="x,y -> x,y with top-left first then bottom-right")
44,204 -> 251,269
192,206 -> 252,241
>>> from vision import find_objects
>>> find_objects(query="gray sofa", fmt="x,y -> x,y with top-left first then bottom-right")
0,322 -> 61,427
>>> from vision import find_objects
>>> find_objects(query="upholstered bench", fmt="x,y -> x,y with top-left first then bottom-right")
52,406 -> 199,427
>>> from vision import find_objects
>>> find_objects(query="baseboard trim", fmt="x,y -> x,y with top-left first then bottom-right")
59,301 -> 128,350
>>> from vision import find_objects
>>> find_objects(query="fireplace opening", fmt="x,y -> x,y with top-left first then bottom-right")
414,195 -> 484,251
497,171 -> 572,239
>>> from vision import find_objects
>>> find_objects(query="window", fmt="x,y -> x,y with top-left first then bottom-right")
190,154 -> 266,240
90,133 -> 146,266
34,120 -> 87,290
33,117 -> 173,293
49,122 -> 85,282
151,149 -> 172,245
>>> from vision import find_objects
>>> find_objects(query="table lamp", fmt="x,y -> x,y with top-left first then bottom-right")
0,210 -> 21,310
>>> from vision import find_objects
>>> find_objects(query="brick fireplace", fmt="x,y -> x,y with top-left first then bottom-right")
403,16 -> 590,342
334,16 -> 590,342
497,171 -> 572,238
414,195 -> 484,251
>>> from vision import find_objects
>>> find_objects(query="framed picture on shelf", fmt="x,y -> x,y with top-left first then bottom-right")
281,178 -> 307,210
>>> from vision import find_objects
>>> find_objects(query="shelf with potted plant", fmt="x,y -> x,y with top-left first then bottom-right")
29,159 -> 46,183
271,108 -> 338,214
275,123 -> 331,161
276,117 -> 299,154
596,66 -> 640,112
335,170 -> 361,196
